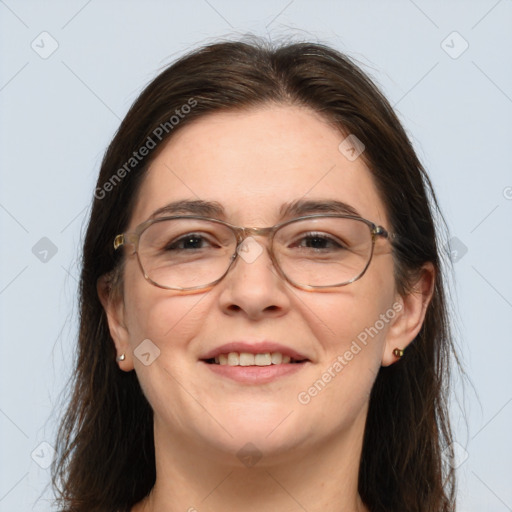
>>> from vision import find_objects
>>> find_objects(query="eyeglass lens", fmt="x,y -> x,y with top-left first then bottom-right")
136,217 -> 374,290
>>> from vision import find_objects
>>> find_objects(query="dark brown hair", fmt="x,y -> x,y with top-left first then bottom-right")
53,36 -> 457,511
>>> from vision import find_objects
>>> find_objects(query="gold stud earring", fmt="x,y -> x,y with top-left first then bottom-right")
393,348 -> 404,358
116,354 -> 126,362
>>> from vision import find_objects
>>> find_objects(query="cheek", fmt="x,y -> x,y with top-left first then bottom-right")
125,291 -> 206,349
121,271 -> 212,416
303,275 -> 396,354
299,266 -> 396,398
122,260 -> 207,349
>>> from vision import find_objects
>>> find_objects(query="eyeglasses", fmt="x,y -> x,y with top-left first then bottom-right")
113,214 -> 392,292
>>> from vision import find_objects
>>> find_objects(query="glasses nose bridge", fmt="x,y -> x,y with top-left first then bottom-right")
235,225 -> 275,244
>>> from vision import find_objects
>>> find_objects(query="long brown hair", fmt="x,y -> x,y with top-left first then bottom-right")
53,36 -> 457,511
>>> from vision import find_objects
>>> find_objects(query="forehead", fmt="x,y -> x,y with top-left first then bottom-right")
130,105 -> 389,228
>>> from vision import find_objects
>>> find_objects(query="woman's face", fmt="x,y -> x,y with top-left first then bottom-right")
111,105 -> 403,463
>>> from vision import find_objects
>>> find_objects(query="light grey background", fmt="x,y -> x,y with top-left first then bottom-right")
1,1 -> 511,510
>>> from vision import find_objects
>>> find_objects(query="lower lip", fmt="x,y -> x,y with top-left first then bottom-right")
201,361 -> 309,384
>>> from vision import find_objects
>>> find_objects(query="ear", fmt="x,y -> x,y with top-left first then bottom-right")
97,273 -> 134,371
381,262 -> 435,366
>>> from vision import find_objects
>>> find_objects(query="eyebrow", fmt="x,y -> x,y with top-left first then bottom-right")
149,198 -> 361,222
279,199 -> 361,219
150,199 -> 226,219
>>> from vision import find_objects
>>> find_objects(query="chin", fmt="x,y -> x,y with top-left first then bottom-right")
197,407 -> 313,461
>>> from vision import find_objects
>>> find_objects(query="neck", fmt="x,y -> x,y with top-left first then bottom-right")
134,411 -> 369,512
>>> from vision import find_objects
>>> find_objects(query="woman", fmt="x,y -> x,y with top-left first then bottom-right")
53,36 -> 457,512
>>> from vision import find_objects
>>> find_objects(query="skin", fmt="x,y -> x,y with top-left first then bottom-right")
99,104 -> 434,512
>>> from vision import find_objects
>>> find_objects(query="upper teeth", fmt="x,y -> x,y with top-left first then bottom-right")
214,352 -> 292,366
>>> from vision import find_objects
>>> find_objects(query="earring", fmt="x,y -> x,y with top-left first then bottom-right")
116,353 -> 126,362
393,348 -> 404,358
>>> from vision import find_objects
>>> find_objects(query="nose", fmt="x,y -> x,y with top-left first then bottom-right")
217,236 -> 291,320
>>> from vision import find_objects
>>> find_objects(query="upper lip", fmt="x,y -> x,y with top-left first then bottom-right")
200,342 -> 310,361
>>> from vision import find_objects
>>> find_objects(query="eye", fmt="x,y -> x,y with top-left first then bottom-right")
164,233 -> 218,251
290,232 -> 347,250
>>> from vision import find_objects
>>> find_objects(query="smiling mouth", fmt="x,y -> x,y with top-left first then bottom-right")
203,352 -> 308,366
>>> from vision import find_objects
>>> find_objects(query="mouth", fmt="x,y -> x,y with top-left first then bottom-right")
199,342 -> 311,383
202,352 -> 309,366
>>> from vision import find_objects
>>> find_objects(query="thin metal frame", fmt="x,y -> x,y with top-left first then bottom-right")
113,214 -> 392,292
